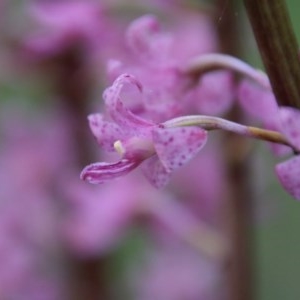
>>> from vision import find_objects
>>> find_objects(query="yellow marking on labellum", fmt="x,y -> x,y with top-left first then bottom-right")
114,140 -> 125,156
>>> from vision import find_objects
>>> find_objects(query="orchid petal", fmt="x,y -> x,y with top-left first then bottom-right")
263,120 -> 292,157
153,126 -> 208,172
103,74 -> 154,130
80,159 -> 141,184
278,107 -> 300,151
141,156 -> 171,189
237,79 -> 278,122
276,156 -> 300,200
126,14 -> 172,64
195,71 -> 235,115
88,113 -> 123,152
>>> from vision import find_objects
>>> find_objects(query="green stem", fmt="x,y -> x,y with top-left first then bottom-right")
244,0 -> 300,109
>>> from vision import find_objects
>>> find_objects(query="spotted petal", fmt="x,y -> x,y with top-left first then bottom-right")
276,156 -> 300,200
141,156 -> 171,189
152,126 -> 208,172
88,113 -> 123,152
278,107 -> 300,151
80,159 -> 141,184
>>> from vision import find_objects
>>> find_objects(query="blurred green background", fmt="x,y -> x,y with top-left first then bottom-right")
253,1 -> 300,299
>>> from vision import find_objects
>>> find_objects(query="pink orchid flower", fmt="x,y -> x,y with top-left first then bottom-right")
237,79 -> 291,155
80,74 -> 207,188
108,15 -> 233,121
275,107 -> 300,200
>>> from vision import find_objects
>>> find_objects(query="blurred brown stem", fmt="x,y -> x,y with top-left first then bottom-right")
244,0 -> 300,109
52,47 -> 110,300
214,1 -> 255,300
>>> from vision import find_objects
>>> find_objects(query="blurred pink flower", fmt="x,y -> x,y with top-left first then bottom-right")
237,79 -> 291,155
125,13 -> 216,67
185,70 -> 235,116
62,177 -> 140,256
126,14 -> 173,66
107,14 -> 234,121
275,107 -> 300,200
131,244 -> 222,300
171,142 -> 226,224
0,169 -> 62,299
238,79 -> 277,123
0,109 -> 69,299
23,0 -> 122,64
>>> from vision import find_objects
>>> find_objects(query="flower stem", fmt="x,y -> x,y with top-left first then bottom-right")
183,53 -> 270,89
244,0 -> 300,109
164,115 -> 292,149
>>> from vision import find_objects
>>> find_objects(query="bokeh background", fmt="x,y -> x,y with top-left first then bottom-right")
0,1 -> 299,299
